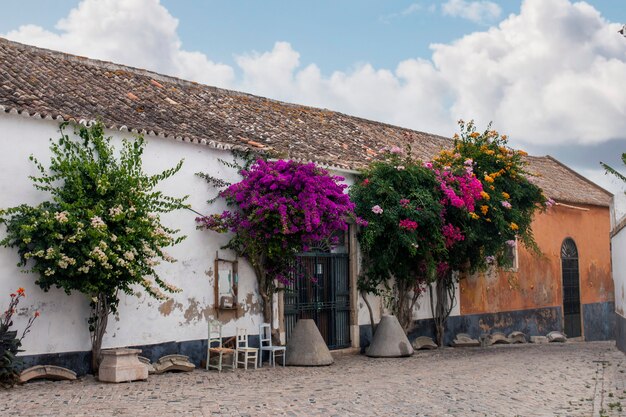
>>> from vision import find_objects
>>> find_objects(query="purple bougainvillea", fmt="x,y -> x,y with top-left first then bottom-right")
197,159 -> 362,324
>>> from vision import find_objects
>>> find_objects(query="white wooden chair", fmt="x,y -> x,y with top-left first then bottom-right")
259,323 -> 286,367
235,327 -> 259,370
206,321 -> 235,372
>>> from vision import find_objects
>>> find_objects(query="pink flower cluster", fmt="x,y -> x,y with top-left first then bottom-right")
399,198 -> 410,208
442,223 -> 465,248
434,168 -> 484,212
399,219 -> 418,231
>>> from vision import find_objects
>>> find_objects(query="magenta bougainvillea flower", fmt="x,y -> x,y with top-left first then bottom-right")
398,219 -> 418,231
197,159 -> 362,284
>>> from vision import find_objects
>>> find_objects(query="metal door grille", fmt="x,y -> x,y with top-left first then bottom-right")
561,238 -> 581,338
284,252 -> 350,350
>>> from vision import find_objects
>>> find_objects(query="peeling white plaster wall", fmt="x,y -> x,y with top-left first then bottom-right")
0,113 -> 265,355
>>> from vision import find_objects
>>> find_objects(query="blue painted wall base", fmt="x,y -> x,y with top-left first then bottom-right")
582,302 -> 615,341
19,335 -> 260,376
361,306 -> 565,350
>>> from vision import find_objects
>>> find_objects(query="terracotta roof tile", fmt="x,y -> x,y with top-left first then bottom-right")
0,38 -> 612,206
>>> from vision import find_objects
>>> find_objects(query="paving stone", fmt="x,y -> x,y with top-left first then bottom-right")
1,341 -> 622,416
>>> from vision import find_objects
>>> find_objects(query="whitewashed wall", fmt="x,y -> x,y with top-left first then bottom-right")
356,282 -> 461,328
613,223 -> 626,320
0,112 -> 457,356
0,113 -> 263,355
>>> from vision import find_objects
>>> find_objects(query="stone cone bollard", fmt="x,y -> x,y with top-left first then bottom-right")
286,319 -> 334,366
366,315 -> 414,357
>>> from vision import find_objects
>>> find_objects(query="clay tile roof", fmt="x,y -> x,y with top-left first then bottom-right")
525,155 -> 611,207
0,37 -> 612,207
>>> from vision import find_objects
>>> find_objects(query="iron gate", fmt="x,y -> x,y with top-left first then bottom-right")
284,252 -> 350,350
561,238 -> 581,338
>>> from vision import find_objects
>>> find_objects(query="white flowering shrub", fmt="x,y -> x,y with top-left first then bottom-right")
0,122 -> 187,371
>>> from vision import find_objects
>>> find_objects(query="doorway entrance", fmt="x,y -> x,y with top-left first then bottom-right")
284,252 -> 351,349
561,238 -> 581,338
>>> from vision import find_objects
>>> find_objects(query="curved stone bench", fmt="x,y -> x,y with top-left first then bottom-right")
19,365 -> 77,383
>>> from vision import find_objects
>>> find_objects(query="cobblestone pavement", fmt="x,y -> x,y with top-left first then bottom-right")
2,341 -> 626,417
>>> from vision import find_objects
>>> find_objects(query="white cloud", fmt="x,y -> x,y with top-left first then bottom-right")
4,0 -> 234,87
3,0 -> 626,149
431,0 -> 626,146
442,0 -> 502,24
379,2 -> 427,24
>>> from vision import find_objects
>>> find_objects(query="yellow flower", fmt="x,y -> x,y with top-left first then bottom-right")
489,185 -> 495,190
484,175 -> 494,183
486,218 -> 492,222
502,135 -> 508,140
510,222 -> 519,231
480,191 -> 490,200
502,192 -> 510,199
453,133 -> 459,139
470,132 -> 480,138
469,212 -> 480,220
486,150 -> 495,155
518,150 -> 528,156
480,205 -> 489,215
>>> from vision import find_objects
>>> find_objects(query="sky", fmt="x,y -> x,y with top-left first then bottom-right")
1,0 -> 625,216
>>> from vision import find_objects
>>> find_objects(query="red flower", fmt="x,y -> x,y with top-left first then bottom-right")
17,288 -> 25,296
10,293 -> 16,298
362,178 -> 370,186
34,311 -> 40,318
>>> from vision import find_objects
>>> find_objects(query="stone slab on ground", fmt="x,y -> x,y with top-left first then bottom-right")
508,331 -> 527,344
153,354 -> 195,374
451,333 -> 481,347
531,336 -> 549,344
19,365 -> 77,383
412,336 -> 438,350
547,331 -> 567,343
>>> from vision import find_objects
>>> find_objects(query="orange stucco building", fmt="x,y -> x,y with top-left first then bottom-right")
454,157 -> 614,341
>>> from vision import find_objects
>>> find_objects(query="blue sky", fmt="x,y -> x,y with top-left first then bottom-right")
2,1 -> 625,73
1,0 -> 625,211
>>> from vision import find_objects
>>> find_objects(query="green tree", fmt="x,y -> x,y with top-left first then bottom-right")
349,147 -> 446,332
601,153 -> 626,186
429,121 -> 547,345
0,122 -> 187,372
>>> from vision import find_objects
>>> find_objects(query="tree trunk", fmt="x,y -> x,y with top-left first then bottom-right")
394,279 -> 412,332
360,290 -> 377,336
90,292 -> 111,373
430,271 -> 455,347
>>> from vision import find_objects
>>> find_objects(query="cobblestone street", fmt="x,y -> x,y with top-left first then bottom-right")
2,341 -> 625,417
